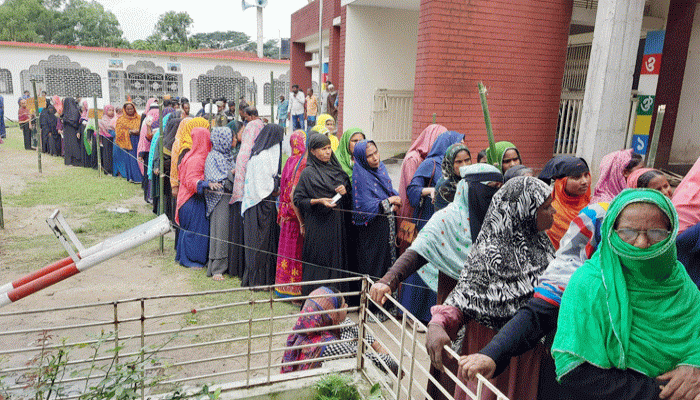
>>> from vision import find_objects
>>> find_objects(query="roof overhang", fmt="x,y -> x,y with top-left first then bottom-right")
341,0 -> 419,11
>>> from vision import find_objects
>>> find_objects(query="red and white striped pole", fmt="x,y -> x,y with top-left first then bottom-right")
0,215 -> 171,308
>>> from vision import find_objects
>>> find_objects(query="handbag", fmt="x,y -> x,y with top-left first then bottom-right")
396,160 -> 437,247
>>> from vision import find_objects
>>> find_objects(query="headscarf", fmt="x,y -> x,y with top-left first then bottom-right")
626,167 -> 656,189
204,127 -> 235,216
436,142 -> 470,205
175,127 -> 211,224
315,114 -> 334,131
80,99 -> 88,120
672,155 -> 700,234
486,141 -> 521,173
39,103 -> 58,136
278,130 -> 307,223
309,124 -> 339,152
251,123 -> 284,157
464,164 -> 504,242
171,117 -> 209,187
114,102 -> 140,150
227,120 -> 242,161
590,148 -> 634,203
351,140 -> 398,225
411,131 -> 465,197
52,95 -> 62,115
294,134 -> 351,207
169,117 -> 192,186
547,177 -> 591,250
146,112 -> 175,178
241,124 -> 284,214
398,124 -> 448,221
552,189 -> 700,379
444,176 -> 555,330
503,164 -> 533,182
412,163 -> 502,291
98,105 -> 115,137
281,287 -> 343,373
231,118 -> 265,203
538,155 -> 589,185
137,107 -> 161,174
162,111 -> 184,151
336,128 -> 365,179
61,97 -> 81,129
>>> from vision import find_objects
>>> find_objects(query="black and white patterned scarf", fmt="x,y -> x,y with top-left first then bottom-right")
444,176 -> 555,330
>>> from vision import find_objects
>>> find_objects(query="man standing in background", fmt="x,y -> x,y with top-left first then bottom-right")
289,85 -> 305,130
277,95 -> 289,130
305,88 -> 318,129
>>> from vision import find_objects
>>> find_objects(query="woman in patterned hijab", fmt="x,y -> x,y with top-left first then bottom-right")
428,176 -> 556,400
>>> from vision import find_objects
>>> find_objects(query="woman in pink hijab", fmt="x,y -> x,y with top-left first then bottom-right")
398,124 -> 448,224
590,149 -> 643,203
673,156 -> 700,234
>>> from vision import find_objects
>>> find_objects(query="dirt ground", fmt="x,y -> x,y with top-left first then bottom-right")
0,129 -> 431,398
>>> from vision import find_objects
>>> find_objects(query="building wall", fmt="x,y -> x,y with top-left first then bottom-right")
0,45 -> 288,118
343,6 -> 419,145
411,0 -> 572,169
670,3 -> 700,165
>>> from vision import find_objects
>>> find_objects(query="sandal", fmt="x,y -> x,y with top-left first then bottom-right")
212,274 -> 225,281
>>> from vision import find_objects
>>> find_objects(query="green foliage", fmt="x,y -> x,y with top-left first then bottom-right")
152,11 -> 193,47
244,39 -> 281,58
314,375 -> 360,400
0,0 -> 46,42
59,0 -> 127,47
190,31 -> 250,50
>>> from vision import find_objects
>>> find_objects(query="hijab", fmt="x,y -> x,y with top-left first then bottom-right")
114,102 -> 140,150
626,167 -> 657,189
540,156 -> 592,249
412,131 -> 465,187
412,163 -> 502,291
162,111 -> 184,151
251,123 -> 284,157
52,95 -> 62,115
98,105 -> 115,137
278,130 -> 307,223
503,164 -> 533,182
552,189 -> 700,379
444,176 -> 554,330
80,100 -> 88,120
464,164 -> 504,241
204,127 -> 235,216
62,97 -> 81,129
309,124 -> 339,152
231,118 -> 265,203
436,142 -> 470,205
398,124 -> 448,221
281,287 -> 344,373
175,127 -> 211,224
538,155 -> 589,185
672,155 -> 700,234
337,128 -> 365,179
351,140 -> 398,226
294,134 -> 351,206
486,141 -> 520,173
590,148 -> 634,203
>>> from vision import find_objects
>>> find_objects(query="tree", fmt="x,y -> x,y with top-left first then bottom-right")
244,39 -> 280,58
0,0 -> 47,42
56,0 -> 127,47
153,11 -> 193,47
190,30 -> 250,49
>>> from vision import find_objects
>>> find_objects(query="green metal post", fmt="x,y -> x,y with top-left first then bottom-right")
478,82 -> 498,167
646,104 -> 666,168
158,104 -> 165,253
93,96 -> 101,178
31,80 -> 42,173
432,113 -> 436,124
208,99 -> 214,127
270,71 -> 274,123
234,87 -> 240,122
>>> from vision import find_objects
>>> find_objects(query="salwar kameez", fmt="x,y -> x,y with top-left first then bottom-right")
125,134 -> 143,183
242,196 -> 280,286
228,201 -> 246,279
206,191 -> 232,277
175,192 -> 209,268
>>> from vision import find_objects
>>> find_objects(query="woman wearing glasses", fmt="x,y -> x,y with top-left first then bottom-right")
551,189 -> 700,399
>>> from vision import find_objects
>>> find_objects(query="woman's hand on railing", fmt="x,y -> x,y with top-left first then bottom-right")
369,282 -> 391,306
458,353 -> 496,381
426,323 -> 452,370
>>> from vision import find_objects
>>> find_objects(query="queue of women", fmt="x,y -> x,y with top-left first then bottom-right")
34,94 -> 700,399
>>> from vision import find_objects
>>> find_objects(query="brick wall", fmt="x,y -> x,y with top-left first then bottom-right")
337,5 -> 347,134
291,42 -> 312,92
412,0 -> 572,169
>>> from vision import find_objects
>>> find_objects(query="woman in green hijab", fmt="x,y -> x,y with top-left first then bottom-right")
552,189 -> 700,399
486,141 -> 521,173
335,128 -> 366,178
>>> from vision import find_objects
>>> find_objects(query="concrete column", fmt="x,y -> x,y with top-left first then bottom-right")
576,0 -> 645,180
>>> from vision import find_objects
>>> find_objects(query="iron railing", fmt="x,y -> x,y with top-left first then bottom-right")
0,277 -> 508,400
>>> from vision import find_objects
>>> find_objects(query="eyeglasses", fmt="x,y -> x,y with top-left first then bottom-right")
615,228 -> 671,244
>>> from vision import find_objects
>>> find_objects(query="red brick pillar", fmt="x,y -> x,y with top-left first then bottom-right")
290,42 -> 312,94
412,0 -> 572,168
337,5 -> 347,134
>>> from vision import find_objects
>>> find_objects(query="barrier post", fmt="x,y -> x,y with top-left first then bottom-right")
270,71 -> 274,123
158,104 -> 165,253
478,82 -> 498,166
93,96 -> 101,178
0,184 -> 4,229
31,79 -> 42,174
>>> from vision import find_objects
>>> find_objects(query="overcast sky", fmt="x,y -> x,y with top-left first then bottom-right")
94,0 -> 309,43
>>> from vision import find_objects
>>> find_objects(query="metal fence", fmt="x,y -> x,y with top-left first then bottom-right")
372,89 -> 414,145
0,277 -> 508,400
